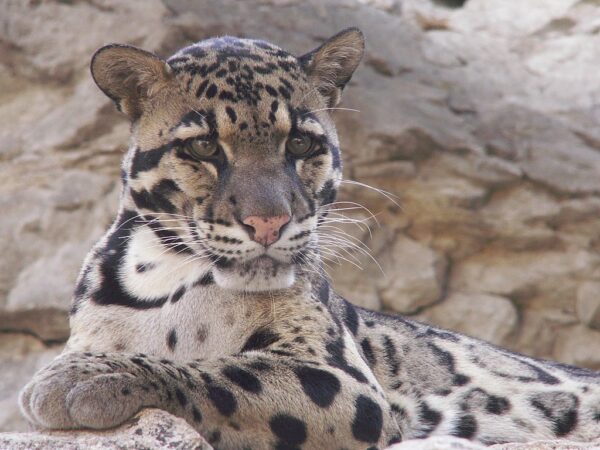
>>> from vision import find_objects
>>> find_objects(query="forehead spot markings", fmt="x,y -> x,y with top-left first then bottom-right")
206,84 -> 218,99
225,106 -> 237,124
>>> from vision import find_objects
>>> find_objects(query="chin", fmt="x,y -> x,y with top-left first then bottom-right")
212,256 -> 296,292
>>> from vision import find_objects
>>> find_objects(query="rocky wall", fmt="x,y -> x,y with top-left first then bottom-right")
1,0 -> 599,432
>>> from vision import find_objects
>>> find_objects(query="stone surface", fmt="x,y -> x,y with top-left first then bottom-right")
0,409 -> 213,450
379,235 -> 447,314
418,292 -> 518,344
2,0 -> 600,435
0,334 -> 62,432
387,436 -> 487,450
576,282 -> 600,330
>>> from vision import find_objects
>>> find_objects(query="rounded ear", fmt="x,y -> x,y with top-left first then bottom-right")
90,44 -> 171,120
299,28 -> 365,108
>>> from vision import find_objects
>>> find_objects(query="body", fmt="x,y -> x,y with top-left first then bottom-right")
20,30 -> 600,449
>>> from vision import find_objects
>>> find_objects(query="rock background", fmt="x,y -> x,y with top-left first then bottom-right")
1,0 -> 600,433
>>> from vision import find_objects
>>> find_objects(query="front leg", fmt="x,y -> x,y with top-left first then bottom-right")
20,351 -> 401,449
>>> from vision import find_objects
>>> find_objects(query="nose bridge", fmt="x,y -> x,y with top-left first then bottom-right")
230,161 -> 291,219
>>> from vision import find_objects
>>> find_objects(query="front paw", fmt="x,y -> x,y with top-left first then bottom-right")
20,353 -> 148,430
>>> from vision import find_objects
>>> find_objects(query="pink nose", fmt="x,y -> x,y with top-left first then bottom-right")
242,214 -> 290,246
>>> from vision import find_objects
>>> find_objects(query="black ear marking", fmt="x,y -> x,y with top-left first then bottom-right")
90,44 -> 172,120
299,27 -> 365,107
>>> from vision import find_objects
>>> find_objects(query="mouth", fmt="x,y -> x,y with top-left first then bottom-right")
211,254 -> 296,292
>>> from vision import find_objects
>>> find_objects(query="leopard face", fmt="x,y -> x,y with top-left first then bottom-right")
91,30 -> 363,292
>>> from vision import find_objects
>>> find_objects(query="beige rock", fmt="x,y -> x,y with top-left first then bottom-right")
418,292 -> 518,344
554,325 -> 600,370
386,436 -> 486,450
378,236 -> 447,314
576,282 -> 600,330
0,334 -> 62,432
452,250 -> 600,303
0,409 -> 213,449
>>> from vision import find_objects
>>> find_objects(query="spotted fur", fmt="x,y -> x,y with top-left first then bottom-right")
20,29 -> 600,450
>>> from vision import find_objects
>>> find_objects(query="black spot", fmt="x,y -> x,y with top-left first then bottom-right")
265,84 -> 278,97
325,337 -> 368,383
313,281 -> 329,306
295,366 -> 341,407
170,286 -> 186,303
130,145 -> 169,179
130,187 -> 174,214
175,387 -> 188,407
239,122 -> 248,131
278,86 -> 291,99
360,339 -> 376,367
318,180 -> 336,206
196,79 -> 209,98
388,435 -> 402,445
453,374 -> 470,386
424,327 -> 460,342
208,430 -> 221,444
352,395 -> 383,443
121,387 -> 131,396
269,414 -> 307,447
191,406 -> 202,422
343,301 -> 359,335
195,272 -> 214,286
247,360 -> 271,372
451,415 -> 477,438
205,83 -> 218,99
219,90 -> 235,101
135,263 -> 152,273
222,366 -> 262,393
530,393 -> 579,436
167,329 -> 177,351
419,402 -> 442,433
225,106 -> 237,123
486,395 -> 511,415
241,329 -> 280,352
207,385 -> 237,417
382,335 -> 400,375
428,342 -> 456,372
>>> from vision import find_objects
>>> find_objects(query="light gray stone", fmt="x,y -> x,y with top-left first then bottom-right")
418,292 -> 518,344
0,409 -> 213,450
0,334 -> 62,432
386,436 -> 486,450
378,236 -> 447,314
554,325 -> 600,369
576,282 -> 600,330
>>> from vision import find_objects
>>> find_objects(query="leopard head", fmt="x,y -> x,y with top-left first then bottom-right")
91,29 -> 364,292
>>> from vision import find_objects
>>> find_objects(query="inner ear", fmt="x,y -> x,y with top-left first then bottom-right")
299,28 -> 365,108
91,44 -> 171,120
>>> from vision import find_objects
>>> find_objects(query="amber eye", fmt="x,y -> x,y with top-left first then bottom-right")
286,133 -> 314,156
185,139 -> 218,159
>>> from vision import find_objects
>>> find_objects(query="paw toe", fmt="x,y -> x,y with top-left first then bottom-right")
67,373 -> 143,429
29,379 -> 78,429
